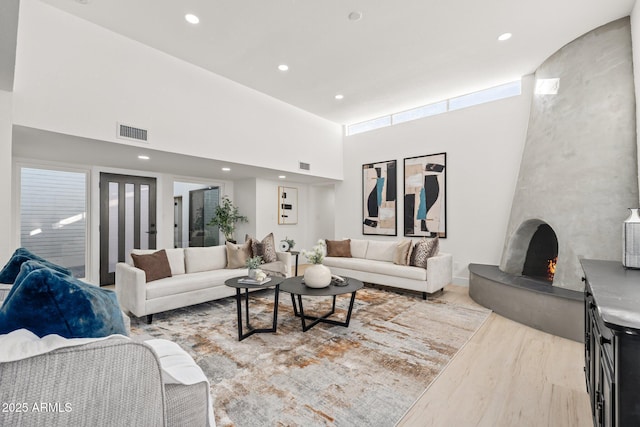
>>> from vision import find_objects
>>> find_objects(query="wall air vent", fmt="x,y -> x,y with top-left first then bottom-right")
117,123 -> 148,142
299,161 -> 311,171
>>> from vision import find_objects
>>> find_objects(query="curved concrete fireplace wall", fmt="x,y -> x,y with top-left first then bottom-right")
500,17 -> 639,291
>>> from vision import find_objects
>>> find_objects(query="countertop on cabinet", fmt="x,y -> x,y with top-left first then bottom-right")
581,259 -> 640,334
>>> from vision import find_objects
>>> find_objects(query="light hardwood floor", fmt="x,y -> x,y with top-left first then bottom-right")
397,284 -> 591,427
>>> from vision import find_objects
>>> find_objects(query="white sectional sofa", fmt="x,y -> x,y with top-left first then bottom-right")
116,246 -> 291,323
322,238 -> 452,299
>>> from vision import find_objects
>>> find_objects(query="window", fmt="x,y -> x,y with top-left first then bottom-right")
346,116 -> 391,136
392,101 -> 447,125
346,79 -> 522,136
20,167 -> 87,278
448,81 -> 521,111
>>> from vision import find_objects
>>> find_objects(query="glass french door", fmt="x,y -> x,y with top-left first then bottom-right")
99,173 -> 157,285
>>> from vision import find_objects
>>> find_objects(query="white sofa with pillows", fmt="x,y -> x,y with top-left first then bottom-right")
116,236 -> 292,323
322,238 -> 452,299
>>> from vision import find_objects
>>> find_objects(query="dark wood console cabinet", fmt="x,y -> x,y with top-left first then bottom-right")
581,259 -> 640,427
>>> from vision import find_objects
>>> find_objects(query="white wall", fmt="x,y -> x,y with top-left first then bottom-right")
0,90 -> 13,263
234,178 -> 333,263
255,179 -> 310,252
234,179 -> 258,243
12,0 -> 343,181
309,184 -> 336,243
336,77 -> 534,285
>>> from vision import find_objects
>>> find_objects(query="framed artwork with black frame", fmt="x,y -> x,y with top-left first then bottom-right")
362,159 -> 397,236
403,152 -> 446,238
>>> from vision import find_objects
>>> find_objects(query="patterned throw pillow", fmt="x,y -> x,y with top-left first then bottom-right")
247,233 -> 278,263
409,236 -> 439,269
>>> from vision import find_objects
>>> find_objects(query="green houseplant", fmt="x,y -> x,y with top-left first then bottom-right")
245,255 -> 264,279
207,196 -> 248,243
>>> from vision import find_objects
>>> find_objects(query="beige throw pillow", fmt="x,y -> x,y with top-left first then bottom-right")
393,239 -> 412,266
226,241 -> 252,269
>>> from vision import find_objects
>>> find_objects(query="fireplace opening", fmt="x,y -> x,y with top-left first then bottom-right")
522,224 -> 558,283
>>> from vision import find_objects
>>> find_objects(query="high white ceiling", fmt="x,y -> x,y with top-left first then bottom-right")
35,0 -> 638,125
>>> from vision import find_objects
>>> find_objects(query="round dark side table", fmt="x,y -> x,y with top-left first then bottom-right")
224,276 -> 284,341
279,276 -> 363,332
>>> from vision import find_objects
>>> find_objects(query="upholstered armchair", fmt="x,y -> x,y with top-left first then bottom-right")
0,333 -> 213,427
0,247 -> 214,427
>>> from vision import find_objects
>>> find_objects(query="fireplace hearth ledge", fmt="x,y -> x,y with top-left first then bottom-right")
469,264 -> 584,342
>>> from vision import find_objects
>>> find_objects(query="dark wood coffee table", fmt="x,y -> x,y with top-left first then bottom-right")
280,276 -> 363,332
225,276 -> 284,341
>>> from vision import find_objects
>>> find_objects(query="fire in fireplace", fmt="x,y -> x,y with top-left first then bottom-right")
522,224 -> 558,283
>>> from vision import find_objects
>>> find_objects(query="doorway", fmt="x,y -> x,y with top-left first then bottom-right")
99,173 -> 157,285
188,187 -> 220,247
174,196 -> 183,248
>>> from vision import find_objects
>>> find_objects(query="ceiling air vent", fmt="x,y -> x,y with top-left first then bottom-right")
117,123 -> 148,142
299,161 -> 311,171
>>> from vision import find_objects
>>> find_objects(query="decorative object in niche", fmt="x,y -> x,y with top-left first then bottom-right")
362,159 -> 397,236
404,152 -> 447,238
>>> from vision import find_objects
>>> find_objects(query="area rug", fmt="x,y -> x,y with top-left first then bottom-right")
130,286 -> 491,426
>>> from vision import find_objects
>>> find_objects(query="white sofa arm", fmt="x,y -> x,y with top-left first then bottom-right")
116,262 -> 147,317
426,252 -> 453,292
276,251 -> 293,277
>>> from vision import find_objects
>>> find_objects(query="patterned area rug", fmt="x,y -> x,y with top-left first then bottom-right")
130,286 -> 490,426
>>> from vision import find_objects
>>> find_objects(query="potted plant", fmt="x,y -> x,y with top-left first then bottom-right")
208,196 -> 248,243
301,240 -> 331,288
245,255 -> 263,279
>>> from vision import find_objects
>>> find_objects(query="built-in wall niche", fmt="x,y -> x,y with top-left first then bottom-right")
173,182 -> 220,248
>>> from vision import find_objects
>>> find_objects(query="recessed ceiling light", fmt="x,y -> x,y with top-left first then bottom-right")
138,155 -> 150,160
278,64 -> 289,72
348,11 -> 363,21
278,175 -> 286,179
222,167 -> 231,172
185,14 -> 200,24
498,32 -> 512,41
335,94 -> 344,100
75,0 -> 90,4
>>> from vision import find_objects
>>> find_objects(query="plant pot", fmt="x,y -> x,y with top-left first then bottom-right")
248,268 -> 261,279
304,264 -> 331,288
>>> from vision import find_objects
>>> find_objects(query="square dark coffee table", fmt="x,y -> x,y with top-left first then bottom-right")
225,276 -> 284,341
280,276 -> 363,332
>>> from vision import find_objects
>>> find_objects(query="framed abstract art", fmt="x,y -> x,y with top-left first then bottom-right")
278,186 -> 298,225
404,152 -> 446,238
362,159 -> 397,235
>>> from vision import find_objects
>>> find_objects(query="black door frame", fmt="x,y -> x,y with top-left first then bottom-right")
99,173 -> 157,285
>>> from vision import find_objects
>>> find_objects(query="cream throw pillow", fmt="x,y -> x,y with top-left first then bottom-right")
226,241 -> 252,269
393,239 -> 412,266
